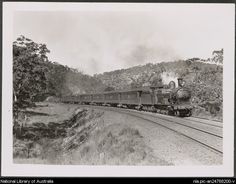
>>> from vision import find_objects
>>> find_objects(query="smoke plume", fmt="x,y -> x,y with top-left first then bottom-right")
160,72 -> 178,86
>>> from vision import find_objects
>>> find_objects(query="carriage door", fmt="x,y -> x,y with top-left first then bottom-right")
156,89 -> 163,104
137,91 -> 142,105
118,93 -> 121,104
154,90 -> 158,104
149,88 -> 155,105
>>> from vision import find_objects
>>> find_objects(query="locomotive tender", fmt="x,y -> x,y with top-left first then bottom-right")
61,78 -> 193,117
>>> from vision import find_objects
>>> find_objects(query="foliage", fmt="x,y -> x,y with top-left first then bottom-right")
45,62 -> 71,97
13,36 -> 50,109
212,49 -> 223,64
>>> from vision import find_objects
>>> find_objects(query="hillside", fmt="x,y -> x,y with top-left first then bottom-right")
95,60 -> 223,120
45,62 -> 107,97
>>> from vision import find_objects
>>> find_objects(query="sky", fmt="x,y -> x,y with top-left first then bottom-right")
13,3 -> 233,75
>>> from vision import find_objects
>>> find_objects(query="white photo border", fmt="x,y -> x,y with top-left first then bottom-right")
2,2 -> 235,177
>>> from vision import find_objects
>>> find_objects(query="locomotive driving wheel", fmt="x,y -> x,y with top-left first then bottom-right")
186,110 -> 192,117
174,110 -> 180,116
168,110 -> 175,116
175,109 -> 192,117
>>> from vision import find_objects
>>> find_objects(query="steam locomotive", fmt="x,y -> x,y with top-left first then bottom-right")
61,78 -> 193,117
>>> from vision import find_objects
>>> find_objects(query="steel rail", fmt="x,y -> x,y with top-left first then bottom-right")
78,104 -> 223,154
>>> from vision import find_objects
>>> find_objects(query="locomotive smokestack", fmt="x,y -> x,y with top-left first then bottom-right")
178,78 -> 183,87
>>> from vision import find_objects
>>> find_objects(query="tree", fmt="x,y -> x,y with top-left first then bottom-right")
45,63 -> 71,97
212,49 -> 223,64
13,36 -> 50,109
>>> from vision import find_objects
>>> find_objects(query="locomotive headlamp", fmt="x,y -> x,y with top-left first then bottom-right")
181,80 -> 186,87
177,78 -> 186,87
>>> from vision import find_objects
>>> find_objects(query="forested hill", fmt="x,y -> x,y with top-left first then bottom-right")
94,60 -> 223,119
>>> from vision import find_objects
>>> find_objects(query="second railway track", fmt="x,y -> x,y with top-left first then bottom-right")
78,104 -> 223,155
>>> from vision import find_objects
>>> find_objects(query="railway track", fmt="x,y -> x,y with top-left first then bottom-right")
185,116 -> 222,128
78,104 -> 223,155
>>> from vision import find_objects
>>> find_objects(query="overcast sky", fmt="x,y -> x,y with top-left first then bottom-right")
13,4 -> 233,75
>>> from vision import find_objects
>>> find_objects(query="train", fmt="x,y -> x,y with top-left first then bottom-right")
61,77 -> 193,117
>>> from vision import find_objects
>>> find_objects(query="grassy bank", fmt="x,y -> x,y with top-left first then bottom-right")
14,103 -> 169,165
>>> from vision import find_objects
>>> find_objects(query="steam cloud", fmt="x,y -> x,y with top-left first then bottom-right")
160,72 -> 178,86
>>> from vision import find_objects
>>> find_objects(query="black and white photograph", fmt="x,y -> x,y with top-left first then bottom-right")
1,2 -> 235,177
